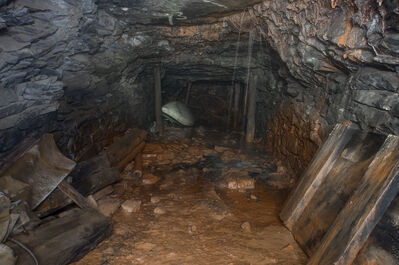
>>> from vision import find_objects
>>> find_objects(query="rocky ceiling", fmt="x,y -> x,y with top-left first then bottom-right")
97,0 -> 263,25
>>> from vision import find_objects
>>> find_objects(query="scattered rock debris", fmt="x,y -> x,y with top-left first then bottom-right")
72,127 -> 307,265
121,199 -> 141,213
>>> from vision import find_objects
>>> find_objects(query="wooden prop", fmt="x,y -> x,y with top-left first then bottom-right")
245,75 -> 257,143
280,122 -> 357,229
154,65 -> 163,136
290,130 -> 386,254
185,82 -> 192,104
233,83 -> 240,129
308,135 -> 399,265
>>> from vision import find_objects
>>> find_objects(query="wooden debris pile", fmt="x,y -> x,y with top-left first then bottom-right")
0,128 -> 147,265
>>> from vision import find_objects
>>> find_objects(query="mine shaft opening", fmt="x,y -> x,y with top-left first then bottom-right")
1,0 -> 399,265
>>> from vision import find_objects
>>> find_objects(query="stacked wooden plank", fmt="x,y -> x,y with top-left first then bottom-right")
280,122 -> 399,265
104,128 -> 147,172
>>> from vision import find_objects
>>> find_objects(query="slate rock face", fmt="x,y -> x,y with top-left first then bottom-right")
0,0 -> 153,158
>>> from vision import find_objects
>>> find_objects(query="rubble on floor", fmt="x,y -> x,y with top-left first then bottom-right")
0,126 -> 303,265
72,127 -> 307,265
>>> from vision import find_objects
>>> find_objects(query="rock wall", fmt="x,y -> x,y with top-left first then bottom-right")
248,0 -> 399,177
0,0 -> 154,159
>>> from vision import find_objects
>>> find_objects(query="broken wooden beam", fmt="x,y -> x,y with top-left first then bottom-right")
308,134 -> 399,265
8,208 -> 112,265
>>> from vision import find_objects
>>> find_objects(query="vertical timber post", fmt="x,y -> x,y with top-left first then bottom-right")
246,74 -> 257,143
154,65 -> 163,136
233,82 -> 240,129
185,81 -> 192,105
226,85 -> 234,130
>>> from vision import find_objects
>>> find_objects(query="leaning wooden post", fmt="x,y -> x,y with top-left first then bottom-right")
246,74 -> 257,143
154,65 -> 163,136
233,82 -> 241,129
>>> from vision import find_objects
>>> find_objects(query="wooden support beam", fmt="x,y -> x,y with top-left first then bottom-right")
154,65 -> 163,136
290,130 -> 386,254
308,134 -> 399,265
233,83 -> 241,129
185,82 -> 192,105
226,85 -> 234,130
280,122 -> 357,229
245,75 -> 257,143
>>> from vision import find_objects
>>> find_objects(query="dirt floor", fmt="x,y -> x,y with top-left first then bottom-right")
72,127 -> 307,265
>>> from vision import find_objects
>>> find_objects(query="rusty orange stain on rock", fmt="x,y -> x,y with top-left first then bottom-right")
336,8 -> 354,48
337,19 -> 352,47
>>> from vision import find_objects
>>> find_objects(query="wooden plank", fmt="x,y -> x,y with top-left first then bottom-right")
35,154 -> 120,217
245,74 -> 257,143
154,65 -> 163,136
233,83 -> 240,129
105,128 -> 146,167
308,134 -> 399,265
8,208 -> 112,265
291,131 -> 386,254
353,194 -> 399,265
185,81 -> 192,104
58,180 -> 92,209
280,122 -> 356,229
116,141 -> 146,172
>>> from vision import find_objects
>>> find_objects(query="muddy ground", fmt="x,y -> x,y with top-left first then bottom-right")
72,128 -> 307,265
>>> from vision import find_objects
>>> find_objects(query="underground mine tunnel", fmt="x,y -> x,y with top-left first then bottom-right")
0,0 -> 399,264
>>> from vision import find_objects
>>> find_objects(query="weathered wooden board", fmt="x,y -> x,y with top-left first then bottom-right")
35,154 -> 120,217
308,134 -> 399,265
280,122 -> 357,229
8,208 -> 112,265
291,131 -> 385,254
105,128 -> 146,167
116,141 -> 146,172
1,134 -> 76,209
57,180 -> 92,209
353,194 -> 399,265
